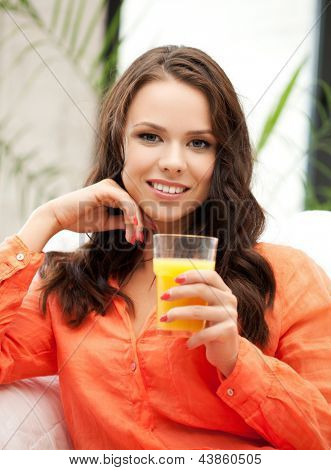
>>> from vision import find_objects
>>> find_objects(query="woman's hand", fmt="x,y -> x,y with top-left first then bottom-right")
160,269 -> 240,378
44,178 -> 156,245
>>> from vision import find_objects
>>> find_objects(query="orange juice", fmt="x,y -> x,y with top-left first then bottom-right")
153,257 -> 215,333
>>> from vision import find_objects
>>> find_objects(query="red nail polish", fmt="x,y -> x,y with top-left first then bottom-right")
133,215 -> 138,225
175,275 -> 186,284
160,315 -> 168,322
160,292 -> 171,300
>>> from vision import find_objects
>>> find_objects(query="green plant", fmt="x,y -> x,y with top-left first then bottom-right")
0,0 -> 123,94
255,61 -> 331,211
255,59 -> 307,156
0,0 -> 124,225
305,80 -> 331,210
0,117 -> 63,221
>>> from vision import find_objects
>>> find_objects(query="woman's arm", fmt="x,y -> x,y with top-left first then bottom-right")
215,250 -> 331,449
0,208 -> 60,383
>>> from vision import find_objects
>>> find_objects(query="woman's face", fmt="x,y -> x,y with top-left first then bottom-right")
122,77 -> 217,233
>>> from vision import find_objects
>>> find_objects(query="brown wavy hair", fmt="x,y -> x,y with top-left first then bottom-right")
38,45 -> 276,348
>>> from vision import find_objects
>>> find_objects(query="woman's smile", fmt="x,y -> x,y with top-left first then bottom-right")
146,180 -> 191,200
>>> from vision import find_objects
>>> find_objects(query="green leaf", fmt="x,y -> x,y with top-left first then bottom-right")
7,152 -> 34,177
7,125 -> 33,148
96,40 -> 121,92
4,39 -> 46,77
0,1 -> 23,14
69,0 -> 87,54
303,170 -> 331,211
18,0 -> 43,27
12,55 -> 58,105
255,58 -> 307,156
0,112 -> 13,130
49,0 -> 62,32
74,0 -> 106,62
314,96 -> 329,123
319,186 -> 331,198
98,2 -> 121,63
60,0 -> 75,44
312,141 -> 331,156
34,166 -> 62,179
0,23 -> 30,48
311,157 -> 331,180
304,178 -> 320,209
90,32 -> 123,90
318,79 -> 331,113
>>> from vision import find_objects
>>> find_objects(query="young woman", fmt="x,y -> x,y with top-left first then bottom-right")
0,45 -> 330,450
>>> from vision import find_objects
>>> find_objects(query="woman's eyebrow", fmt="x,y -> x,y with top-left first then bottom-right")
132,121 -> 214,136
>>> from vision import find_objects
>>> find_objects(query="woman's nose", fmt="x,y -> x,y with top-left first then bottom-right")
158,144 -> 187,173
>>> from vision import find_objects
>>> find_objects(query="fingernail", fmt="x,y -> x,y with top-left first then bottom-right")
175,275 -> 186,284
160,292 -> 171,300
160,315 -> 168,322
133,215 -> 138,225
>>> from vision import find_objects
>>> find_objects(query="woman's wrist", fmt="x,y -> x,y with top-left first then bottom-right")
216,352 -> 239,379
17,203 -> 60,253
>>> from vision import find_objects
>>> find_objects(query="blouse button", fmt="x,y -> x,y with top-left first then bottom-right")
226,388 -> 234,397
16,253 -> 25,261
130,361 -> 137,372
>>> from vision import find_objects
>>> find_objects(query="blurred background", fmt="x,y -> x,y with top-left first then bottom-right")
0,0 -> 330,239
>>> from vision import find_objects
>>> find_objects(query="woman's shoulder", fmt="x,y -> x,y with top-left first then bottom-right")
253,241 -> 330,288
253,241 -> 306,260
253,242 -> 313,285
253,241 -> 307,269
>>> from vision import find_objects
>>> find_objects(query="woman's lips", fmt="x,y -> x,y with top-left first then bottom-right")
146,182 -> 189,200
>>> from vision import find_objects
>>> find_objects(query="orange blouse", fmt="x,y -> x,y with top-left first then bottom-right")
0,234 -> 330,450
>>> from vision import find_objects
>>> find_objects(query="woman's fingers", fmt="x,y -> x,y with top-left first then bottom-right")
97,179 -> 158,244
96,179 -> 140,244
164,305 -> 237,327
162,284 -> 233,306
142,212 -> 158,231
96,209 -> 156,245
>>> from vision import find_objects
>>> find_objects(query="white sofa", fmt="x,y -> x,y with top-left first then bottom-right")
0,210 -> 330,449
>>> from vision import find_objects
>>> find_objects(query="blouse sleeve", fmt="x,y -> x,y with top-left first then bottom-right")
0,234 -> 57,384
215,249 -> 331,450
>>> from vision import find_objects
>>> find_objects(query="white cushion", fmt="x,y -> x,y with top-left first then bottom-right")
44,230 -> 89,252
0,376 -> 72,449
260,210 -> 331,277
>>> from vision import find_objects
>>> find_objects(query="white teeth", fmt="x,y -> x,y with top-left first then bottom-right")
151,182 -> 186,194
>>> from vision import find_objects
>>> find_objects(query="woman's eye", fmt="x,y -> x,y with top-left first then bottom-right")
190,139 -> 210,149
138,133 -> 160,143
138,134 -> 210,149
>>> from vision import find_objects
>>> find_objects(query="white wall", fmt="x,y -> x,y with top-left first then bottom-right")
118,0 -> 317,225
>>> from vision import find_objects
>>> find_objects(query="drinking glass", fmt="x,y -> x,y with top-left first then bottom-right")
153,234 -> 218,336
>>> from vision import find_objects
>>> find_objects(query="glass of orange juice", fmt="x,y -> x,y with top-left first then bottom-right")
153,234 -> 218,336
